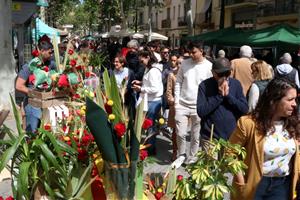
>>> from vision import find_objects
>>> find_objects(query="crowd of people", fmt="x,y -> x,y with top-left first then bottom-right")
16,35 -> 300,199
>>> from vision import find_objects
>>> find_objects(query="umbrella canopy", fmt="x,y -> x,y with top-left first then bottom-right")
182,26 -> 241,45
140,30 -> 168,41
214,23 -> 300,48
33,18 -> 60,39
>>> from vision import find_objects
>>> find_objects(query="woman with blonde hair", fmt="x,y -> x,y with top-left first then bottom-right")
248,60 -> 273,112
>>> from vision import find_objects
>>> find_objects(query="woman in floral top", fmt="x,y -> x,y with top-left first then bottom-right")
229,78 -> 300,200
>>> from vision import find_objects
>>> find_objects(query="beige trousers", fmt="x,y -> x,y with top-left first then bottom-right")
175,103 -> 201,158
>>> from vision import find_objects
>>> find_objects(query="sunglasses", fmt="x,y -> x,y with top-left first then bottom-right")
162,52 -> 169,54
217,70 -> 231,77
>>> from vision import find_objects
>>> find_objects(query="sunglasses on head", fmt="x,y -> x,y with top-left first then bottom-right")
217,70 -> 231,77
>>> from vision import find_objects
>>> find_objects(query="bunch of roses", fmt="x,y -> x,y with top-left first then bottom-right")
61,129 -> 95,161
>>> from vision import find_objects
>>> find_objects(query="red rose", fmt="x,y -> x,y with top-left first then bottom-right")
77,148 -> 88,160
58,74 -> 69,87
44,124 -> 51,131
29,74 -> 35,84
104,103 -> 112,114
32,50 -> 39,57
139,149 -> 148,161
114,123 -> 126,137
142,118 -> 153,129
76,65 -> 82,70
5,197 -> 14,200
154,192 -> 164,200
0,197 -> 4,200
85,71 -> 91,78
177,175 -> 183,181
73,93 -> 81,99
43,66 -> 49,72
68,49 -> 74,55
69,59 -> 77,67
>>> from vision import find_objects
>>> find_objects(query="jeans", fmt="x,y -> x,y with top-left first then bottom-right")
254,176 -> 291,200
146,99 -> 162,154
24,104 -> 42,133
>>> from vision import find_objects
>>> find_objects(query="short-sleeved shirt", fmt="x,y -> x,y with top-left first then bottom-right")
18,59 -> 56,105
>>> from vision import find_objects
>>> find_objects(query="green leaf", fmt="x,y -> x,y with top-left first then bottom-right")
9,93 -> 23,136
18,161 -> 31,198
95,82 -> 105,110
0,133 -> 26,172
73,163 -> 92,196
1,125 -> 16,140
103,68 -> 111,99
134,99 -> 145,142
110,73 -> 125,122
34,139 -> 67,179
42,130 -> 66,166
44,181 -> 56,200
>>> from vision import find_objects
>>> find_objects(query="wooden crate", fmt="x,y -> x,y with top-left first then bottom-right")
28,90 -> 66,100
28,98 -> 68,108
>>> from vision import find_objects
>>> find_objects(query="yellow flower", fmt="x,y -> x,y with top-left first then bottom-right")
108,114 -> 115,120
107,100 -> 114,106
63,136 -> 70,142
157,188 -> 163,193
162,182 -> 166,187
158,118 -> 165,125
89,91 -> 95,98
81,105 -> 86,111
80,109 -> 85,116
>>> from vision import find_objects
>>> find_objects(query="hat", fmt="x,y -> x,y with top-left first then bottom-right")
218,50 -> 225,58
212,58 -> 231,73
281,52 -> 292,64
240,45 -> 252,58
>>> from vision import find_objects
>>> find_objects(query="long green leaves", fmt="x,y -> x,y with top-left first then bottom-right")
9,93 -> 23,136
0,132 -> 26,172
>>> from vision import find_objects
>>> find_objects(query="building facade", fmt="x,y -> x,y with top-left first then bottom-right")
133,0 -> 300,48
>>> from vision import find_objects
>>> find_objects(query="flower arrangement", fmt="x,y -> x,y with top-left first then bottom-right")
174,138 -> 247,200
0,95 -> 105,200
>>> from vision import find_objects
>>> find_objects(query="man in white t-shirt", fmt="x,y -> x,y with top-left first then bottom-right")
172,42 -> 213,168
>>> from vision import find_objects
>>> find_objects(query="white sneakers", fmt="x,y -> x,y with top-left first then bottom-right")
171,155 -> 186,169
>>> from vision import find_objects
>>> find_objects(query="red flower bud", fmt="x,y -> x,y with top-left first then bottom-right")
142,118 -> 153,130
69,59 -> 77,67
5,197 -> 14,200
68,49 -> 74,55
73,93 -> 81,99
177,175 -> 183,181
139,149 -> 148,161
154,191 -> 164,200
58,74 -> 69,87
76,65 -> 82,70
85,71 -> 91,78
104,103 -> 112,114
114,123 -> 126,137
32,50 -> 39,57
43,66 -> 49,72
44,124 -> 51,131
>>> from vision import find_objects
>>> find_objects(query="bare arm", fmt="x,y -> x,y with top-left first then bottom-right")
16,77 -> 29,95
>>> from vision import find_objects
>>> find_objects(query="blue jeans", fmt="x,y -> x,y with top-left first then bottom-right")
146,99 -> 162,154
24,104 -> 42,133
254,176 -> 291,200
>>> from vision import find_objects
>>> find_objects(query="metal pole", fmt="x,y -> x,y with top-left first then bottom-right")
135,0 -> 138,33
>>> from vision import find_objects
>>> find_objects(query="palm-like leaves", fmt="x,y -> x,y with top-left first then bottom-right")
0,95 -> 96,199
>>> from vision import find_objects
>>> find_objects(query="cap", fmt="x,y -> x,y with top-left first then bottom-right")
212,58 -> 231,74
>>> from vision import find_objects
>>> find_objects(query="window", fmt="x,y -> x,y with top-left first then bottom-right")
167,7 -> 170,19
178,4 -> 181,17
173,6 -> 175,20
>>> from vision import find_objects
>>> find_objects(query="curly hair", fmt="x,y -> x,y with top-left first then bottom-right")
251,78 -> 298,137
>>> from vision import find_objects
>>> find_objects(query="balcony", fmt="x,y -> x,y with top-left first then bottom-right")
225,0 -> 257,9
161,19 -> 171,28
178,16 -> 187,27
257,0 -> 300,17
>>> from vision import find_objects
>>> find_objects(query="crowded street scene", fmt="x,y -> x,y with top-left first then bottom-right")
1,0 -> 300,199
